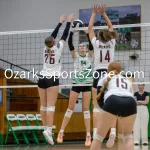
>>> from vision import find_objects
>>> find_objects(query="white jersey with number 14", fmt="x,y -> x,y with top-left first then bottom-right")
91,37 -> 115,71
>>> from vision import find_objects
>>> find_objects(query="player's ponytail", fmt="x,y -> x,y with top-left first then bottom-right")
98,29 -> 118,43
45,36 -> 55,48
96,70 -> 116,100
96,62 -> 121,101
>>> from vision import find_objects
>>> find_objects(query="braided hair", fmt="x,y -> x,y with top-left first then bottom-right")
96,62 -> 121,100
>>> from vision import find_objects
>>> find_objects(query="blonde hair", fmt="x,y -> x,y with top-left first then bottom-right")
97,29 -> 118,43
96,62 -> 121,100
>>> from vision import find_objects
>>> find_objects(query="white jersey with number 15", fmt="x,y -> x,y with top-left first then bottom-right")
91,37 -> 115,71
98,74 -> 134,102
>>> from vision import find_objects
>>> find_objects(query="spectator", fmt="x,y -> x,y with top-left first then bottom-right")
134,84 -> 149,145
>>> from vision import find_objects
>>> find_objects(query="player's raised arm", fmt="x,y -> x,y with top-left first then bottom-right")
51,14 -> 67,39
98,5 -> 113,32
88,5 -> 99,41
68,31 -> 76,58
60,13 -> 75,44
84,30 -> 94,56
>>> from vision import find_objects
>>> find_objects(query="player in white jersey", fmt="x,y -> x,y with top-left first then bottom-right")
37,14 -> 75,145
88,5 -> 118,147
90,62 -> 137,150
57,30 -> 94,147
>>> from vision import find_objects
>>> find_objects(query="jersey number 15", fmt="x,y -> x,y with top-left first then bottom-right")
116,78 -> 128,89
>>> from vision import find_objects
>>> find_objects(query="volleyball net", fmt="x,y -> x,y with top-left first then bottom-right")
0,23 -> 150,90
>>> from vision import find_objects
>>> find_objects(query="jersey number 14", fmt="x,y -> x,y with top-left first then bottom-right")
100,50 -> 110,62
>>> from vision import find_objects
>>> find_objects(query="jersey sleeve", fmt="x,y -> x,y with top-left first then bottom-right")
145,92 -> 148,96
128,79 -> 134,94
91,37 -> 99,48
57,41 -> 64,51
134,92 -> 137,96
91,37 -> 96,45
110,39 -> 116,47
130,86 -> 134,95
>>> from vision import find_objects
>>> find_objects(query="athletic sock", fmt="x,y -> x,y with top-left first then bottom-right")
110,128 -> 116,136
60,129 -> 64,133
44,126 -> 47,131
87,132 -> 91,136
47,126 -> 52,133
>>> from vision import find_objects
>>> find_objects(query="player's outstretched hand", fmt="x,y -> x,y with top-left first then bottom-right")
60,14 -> 67,23
92,5 -> 99,15
98,4 -> 107,15
68,13 -> 75,22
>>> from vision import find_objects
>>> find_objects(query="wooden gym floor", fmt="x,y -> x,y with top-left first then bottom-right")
0,141 -> 149,150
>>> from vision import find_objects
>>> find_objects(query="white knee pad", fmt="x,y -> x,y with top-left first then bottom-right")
47,106 -> 55,112
94,133 -> 104,142
123,134 -> 133,140
65,109 -> 73,118
40,106 -> 47,111
93,107 -> 101,113
84,111 -> 90,119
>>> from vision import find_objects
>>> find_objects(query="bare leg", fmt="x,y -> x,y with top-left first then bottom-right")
38,88 -> 47,130
42,86 -> 59,145
60,91 -> 79,130
57,90 -> 79,143
82,91 -> 91,133
90,110 -> 117,150
82,91 -> 91,146
120,114 -> 136,150
92,87 -> 100,137
46,86 -> 59,128
106,119 -> 117,148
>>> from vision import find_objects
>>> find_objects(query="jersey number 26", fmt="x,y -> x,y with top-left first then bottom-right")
45,53 -> 55,64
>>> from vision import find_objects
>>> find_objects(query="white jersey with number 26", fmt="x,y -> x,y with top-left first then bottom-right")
41,41 -> 64,77
91,37 -> 115,71
98,74 -> 134,102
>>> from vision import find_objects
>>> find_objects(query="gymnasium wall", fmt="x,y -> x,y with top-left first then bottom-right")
0,0 -> 150,92
0,0 -> 149,31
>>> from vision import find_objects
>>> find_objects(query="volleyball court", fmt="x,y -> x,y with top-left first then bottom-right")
0,10 -> 150,150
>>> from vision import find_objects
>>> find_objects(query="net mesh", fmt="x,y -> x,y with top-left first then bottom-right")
0,23 -> 150,90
